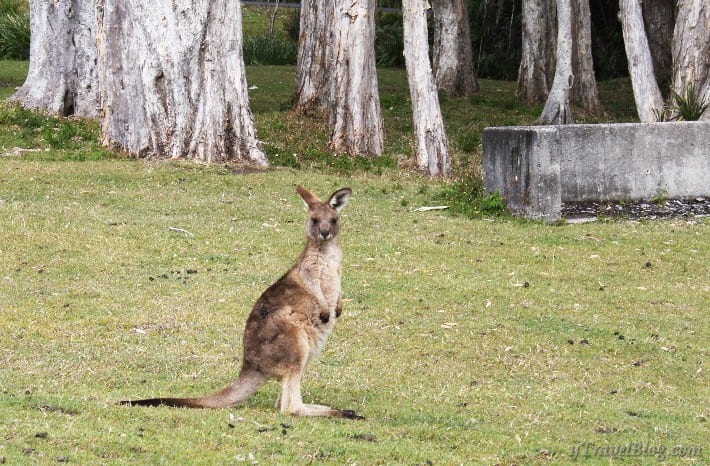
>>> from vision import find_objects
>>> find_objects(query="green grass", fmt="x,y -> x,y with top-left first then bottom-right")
2,59 -> 704,464
0,58 -> 26,98
0,161 -> 707,464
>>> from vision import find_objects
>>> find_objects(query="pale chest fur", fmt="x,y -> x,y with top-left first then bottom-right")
297,241 -> 342,314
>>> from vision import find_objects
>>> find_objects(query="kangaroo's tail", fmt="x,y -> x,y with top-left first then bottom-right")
119,368 -> 267,409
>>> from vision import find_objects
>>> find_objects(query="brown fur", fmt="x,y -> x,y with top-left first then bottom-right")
120,186 -> 361,419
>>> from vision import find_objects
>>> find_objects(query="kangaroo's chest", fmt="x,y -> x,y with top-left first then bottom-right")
299,247 -> 342,311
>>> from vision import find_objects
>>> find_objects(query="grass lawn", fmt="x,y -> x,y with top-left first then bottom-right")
0,161 -> 707,464
0,57 -> 707,464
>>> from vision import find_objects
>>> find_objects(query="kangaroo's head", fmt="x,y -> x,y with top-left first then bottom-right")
296,185 -> 352,243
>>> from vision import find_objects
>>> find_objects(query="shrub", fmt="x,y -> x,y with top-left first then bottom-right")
243,34 -> 297,66
375,13 -> 405,67
672,83 -> 708,121
0,1 -> 30,59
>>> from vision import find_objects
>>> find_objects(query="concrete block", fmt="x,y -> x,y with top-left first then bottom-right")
483,121 -> 710,221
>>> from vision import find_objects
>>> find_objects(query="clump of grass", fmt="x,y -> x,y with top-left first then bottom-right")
672,82 -> 708,121
243,34 -> 297,66
0,0 -> 29,59
0,102 -> 114,160
267,143 -> 398,175
652,83 -> 708,122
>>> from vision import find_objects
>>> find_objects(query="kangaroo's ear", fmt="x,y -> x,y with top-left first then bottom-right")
296,185 -> 320,210
328,188 -> 352,212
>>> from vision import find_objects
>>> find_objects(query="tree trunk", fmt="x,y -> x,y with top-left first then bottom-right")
269,0 -> 280,38
619,0 -> 665,122
293,0 -> 334,116
536,0 -> 574,124
643,0 -> 676,90
570,0 -> 602,115
403,0 -> 451,176
328,0 -> 384,156
672,0 -> 710,120
11,0 -> 100,118
516,0 -> 557,103
431,0 -> 479,96
96,0 -> 266,164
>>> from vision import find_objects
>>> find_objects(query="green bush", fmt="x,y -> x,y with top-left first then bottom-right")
673,82 -> 708,121
0,0 -> 25,15
0,2 -> 30,59
243,34 -> 297,66
375,13 -> 405,67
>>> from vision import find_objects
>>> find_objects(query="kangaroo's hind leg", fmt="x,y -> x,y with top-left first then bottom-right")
277,363 -> 364,419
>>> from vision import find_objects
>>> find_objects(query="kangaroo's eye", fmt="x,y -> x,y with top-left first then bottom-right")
311,218 -> 319,225
330,218 -> 337,225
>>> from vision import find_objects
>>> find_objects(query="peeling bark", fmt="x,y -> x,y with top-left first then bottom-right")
328,0 -> 384,156
518,0 -> 600,114
96,0 -> 266,163
672,0 -> 710,120
516,0 -> 556,104
293,0 -> 334,115
570,0 -> 602,115
11,0 -> 99,118
431,0 -> 478,96
403,0 -> 450,176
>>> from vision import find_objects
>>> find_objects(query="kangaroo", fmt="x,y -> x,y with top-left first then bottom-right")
120,185 -> 361,418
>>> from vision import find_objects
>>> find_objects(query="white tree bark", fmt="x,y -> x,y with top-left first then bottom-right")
403,0 -> 450,176
518,0 -> 600,114
672,0 -> 710,120
537,0 -> 575,124
11,0 -> 99,118
431,0 -> 478,96
516,0 -> 557,104
328,0 -> 384,156
96,0 -> 266,163
293,0 -> 335,115
619,0 -> 665,123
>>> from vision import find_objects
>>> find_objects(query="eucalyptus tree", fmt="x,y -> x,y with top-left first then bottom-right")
431,0 -> 478,96
619,0 -> 665,122
293,0 -> 383,155
536,0 -> 575,124
293,0 -> 334,116
517,0 -> 600,115
11,0 -> 99,118
516,0 -> 556,104
642,0 -> 676,89
403,0 -> 450,176
671,0 -> 709,120
14,0 -> 266,164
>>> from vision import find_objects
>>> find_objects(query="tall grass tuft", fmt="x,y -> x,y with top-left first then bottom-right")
672,82 -> 708,121
243,34 -> 297,66
0,0 -> 29,59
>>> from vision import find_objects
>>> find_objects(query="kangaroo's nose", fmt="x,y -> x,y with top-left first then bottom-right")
319,230 -> 330,240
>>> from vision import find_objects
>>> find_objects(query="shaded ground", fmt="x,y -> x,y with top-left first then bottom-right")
563,197 -> 709,222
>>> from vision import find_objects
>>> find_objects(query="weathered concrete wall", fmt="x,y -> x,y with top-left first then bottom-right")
483,121 -> 710,221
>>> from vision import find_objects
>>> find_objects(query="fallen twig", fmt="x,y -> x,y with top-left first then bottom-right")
410,206 -> 449,212
167,227 -> 194,236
